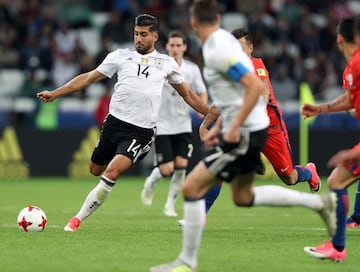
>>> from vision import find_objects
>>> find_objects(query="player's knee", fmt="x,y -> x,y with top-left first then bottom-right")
89,164 -> 105,176
159,164 -> 174,177
233,193 -> 254,207
327,176 -> 340,190
182,182 -> 203,199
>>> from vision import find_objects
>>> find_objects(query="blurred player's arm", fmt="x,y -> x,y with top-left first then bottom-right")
37,70 -> 107,103
225,72 -> 265,143
202,116 -> 222,149
196,91 -> 209,118
171,82 -> 208,116
199,103 -> 219,140
301,91 -> 353,119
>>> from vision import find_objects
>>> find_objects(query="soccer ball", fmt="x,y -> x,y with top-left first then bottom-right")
17,206 -> 47,232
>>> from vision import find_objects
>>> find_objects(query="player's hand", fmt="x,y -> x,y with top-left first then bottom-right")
202,125 -> 219,149
199,125 -> 209,141
37,90 -> 56,103
223,127 -> 240,144
301,103 -> 320,119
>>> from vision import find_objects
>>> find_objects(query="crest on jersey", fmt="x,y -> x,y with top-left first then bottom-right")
154,58 -> 164,68
141,57 -> 149,64
347,73 -> 353,87
256,68 -> 266,76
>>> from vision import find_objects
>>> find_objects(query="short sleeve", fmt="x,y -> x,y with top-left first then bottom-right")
96,50 -> 119,78
209,43 -> 253,82
167,57 -> 184,85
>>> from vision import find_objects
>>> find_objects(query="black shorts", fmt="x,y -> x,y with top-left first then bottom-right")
91,114 -> 155,165
203,129 -> 267,182
155,133 -> 193,165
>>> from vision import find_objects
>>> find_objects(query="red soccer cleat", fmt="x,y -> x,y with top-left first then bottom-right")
306,162 -> 321,192
346,216 -> 360,227
304,241 -> 346,262
64,216 -> 81,232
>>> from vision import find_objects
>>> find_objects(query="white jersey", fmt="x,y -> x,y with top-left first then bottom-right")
202,29 -> 269,133
97,48 -> 184,128
157,59 -> 206,135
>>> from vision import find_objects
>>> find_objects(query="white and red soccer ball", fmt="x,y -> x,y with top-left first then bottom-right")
17,206 -> 47,232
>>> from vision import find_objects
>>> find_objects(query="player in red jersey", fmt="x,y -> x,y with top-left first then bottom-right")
178,27 -> 321,226
341,46 -> 360,228
302,16 -> 360,262
235,28 -> 321,189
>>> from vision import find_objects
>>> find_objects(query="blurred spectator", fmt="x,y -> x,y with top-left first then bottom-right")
18,32 -> 52,71
51,52 -> 79,89
271,63 -> 298,101
19,70 -> 50,98
61,0 -> 92,29
53,21 -> 79,54
168,0 -> 189,29
277,0 -> 301,25
95,36 -> 113,66
101,9 -> 132,45
301,57 -> 323,100
141,0 -> 166,19
0,0 -> 15,24
0,22 -> 19,68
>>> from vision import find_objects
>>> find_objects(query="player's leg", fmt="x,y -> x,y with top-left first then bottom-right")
163,133 -> 193,216
178,180 -> 223,227
150,161 -> 218,272
262,132 -> 320,191
304,166 -> 359,262
64,154 -> 132,232
204,182 -> 222,213
141,161 -> 173,206
346,180 -> 360,227
65,116 -> 155,231
163,163 -> 186,217
141,135 -> 173,206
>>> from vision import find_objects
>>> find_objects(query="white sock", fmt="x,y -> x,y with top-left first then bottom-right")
75,176 -> 115,221
144,167 -> 163,188
253,185 -> 323,210
179,199 -> 205,268
164,169 -> 186,210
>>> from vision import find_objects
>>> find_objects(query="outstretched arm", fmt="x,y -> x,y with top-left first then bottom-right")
301,92 -> 353,119
37,70 -> 107,103
224,72 -> 265,143
196,91 -> 209,118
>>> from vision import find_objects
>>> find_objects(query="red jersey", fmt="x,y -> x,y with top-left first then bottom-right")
342,49 -> 360,174
342,65 -> 351,90
347,48 -> 360,117
251,57 -> 293,176
251,57 -> 287,136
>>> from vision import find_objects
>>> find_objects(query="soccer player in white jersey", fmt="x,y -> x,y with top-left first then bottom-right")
141,31 -> 208,217
150,1 -> 337,271
36,14 -> 208,232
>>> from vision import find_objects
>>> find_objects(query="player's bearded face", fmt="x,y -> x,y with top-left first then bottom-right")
134,26 -> 158,54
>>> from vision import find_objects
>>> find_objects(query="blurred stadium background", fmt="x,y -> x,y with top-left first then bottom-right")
1,0 -> 360,179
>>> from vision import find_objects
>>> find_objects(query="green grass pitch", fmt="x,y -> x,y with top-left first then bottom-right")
0,177 -> 359,272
